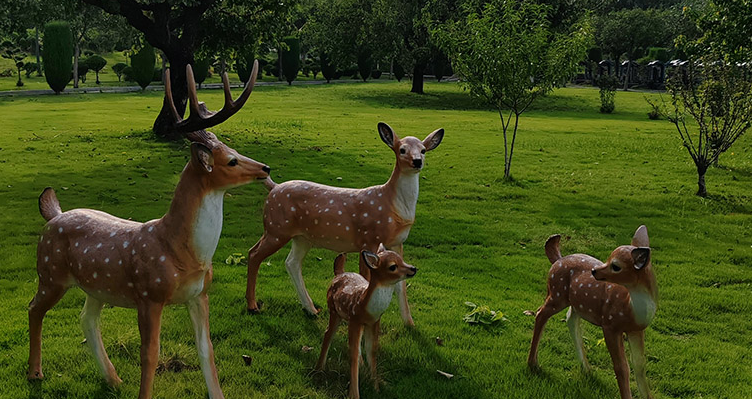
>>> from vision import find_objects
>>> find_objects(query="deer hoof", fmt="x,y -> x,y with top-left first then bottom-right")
246,300 -> 264,315
27,369 -> 44,380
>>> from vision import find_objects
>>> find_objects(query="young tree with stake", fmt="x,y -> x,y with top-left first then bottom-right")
432,0 -> 591,180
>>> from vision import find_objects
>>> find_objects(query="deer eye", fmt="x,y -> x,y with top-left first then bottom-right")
421,149 -> 426,154
399,148 -> 406,154
389,264 -> 397,271
611,263 -> 621,272
227,158 -> 238,167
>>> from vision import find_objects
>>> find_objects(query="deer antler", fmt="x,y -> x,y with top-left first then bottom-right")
164,59 -> 259,142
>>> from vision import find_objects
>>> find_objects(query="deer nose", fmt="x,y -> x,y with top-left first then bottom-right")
412,159 -> 422,168
408,266 -> 417,276
262,165 -> 271,173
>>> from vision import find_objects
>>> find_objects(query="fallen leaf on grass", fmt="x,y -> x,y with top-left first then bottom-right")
435,337 -> 444,346
437,370 -> 454,379
302,346 -> 313,353
225,252 -> 246,265
463,302 -> 508,325
523,310 -> 535,316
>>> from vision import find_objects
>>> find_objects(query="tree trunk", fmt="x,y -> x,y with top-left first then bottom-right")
73,43 -> 80,88
696,165 -> 708,197
411,63 -> 425,94
152,53 -> 192,140
35,28 -> 42,76
623,59 -> 630,91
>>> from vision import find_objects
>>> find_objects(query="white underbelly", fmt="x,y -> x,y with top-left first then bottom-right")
170,276 -> 206,304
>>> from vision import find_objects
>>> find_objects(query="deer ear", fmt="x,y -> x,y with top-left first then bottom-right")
423,128 -> 444,151
191,142 -> 214,172
632,247 -> 651,270
632,225 -> 649,247
377,122 -> 396,148
377,243 -> 387,253
360,250 -> 379,270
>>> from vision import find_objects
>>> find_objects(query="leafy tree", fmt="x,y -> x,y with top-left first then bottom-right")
85,55 -> 107,84
112,62 -> 127,81
1,38 -> 27,87
82,0 -> 295,139
597,74 -> 619,113
433,0 -> 592,180
77,57 -> 89,83
131,42 -> 155,90
281,36 -> 300,85
42,21 -> 73,93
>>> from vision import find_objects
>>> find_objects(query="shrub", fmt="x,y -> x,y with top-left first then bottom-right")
321,53 -> 336,83
152,67 -> 162,82
112,62 -> 127,81
236,50 -> 255,83
281,37 -> 300,85
193,58 -> 211,87
644,96 -> 663,120
393,61 -> 405,82
122,65 -> 134,82
647,47 -> 670,62
587,46 -> 602,62
357,50 -> 372,82
77,58 -> 89,83
597,74 -> 619,113
43,21 -> 73,93
130,43 -> 155,89
85,55 -> 107,84
23,62 -> 38,78
371,70 -> 382,79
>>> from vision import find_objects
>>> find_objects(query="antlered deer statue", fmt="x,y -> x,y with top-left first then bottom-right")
28,62 -> 268,399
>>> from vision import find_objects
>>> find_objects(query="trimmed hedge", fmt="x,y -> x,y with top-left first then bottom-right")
321,53 -> 336,83
281,37 -> 300,85
393,61 -> 405,82
43,21 -> 73,93
357,50 -> 372,82
85,55 -> 107,84
193,58 -> 211,87
112,62 -> 127,81
131,43 -> 155,89
236,50 -> 255,83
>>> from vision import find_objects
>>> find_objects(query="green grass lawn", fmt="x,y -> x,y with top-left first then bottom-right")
1,81 -> 751,399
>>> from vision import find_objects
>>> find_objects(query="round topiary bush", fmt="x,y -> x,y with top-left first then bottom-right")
85,55 -> 107,84
112,62 -> 127,81
193,58 -> 211,88
43,21 -> 73,93
281,37 -> 300,85
131,43 -> 155,90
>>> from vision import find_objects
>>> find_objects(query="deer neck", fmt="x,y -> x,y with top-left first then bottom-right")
363,281 -> 396,318
162,165 -> 224,267
626,267 -> 658,327
385,165 -> 420,222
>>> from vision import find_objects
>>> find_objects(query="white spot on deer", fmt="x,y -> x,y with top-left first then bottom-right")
286,193 -> 290,198
388,217 -> 393,223
123,241 -> 129,248
93,272 -> 98,279
159,255 -> 166,262
329,199 -> 334,204
314,220 -> 319,225
378,206 -> 382,211
579,304 -> 583,309
148,226 -> 154,232
142,291 -> 148,297
619,312 -> 624,316
338,210 -> 342,215
46,240 -> 50,244
363,213 -> 368,217
556,292 -> 560,297
291,207 -> 296,212
41,291 -> 46,295
105,258 -> 110,263
75,242 -> 79,247
96,243 -> 102,249
58,227 -> 63,233
44,256 -> 48,262
324,208 -> 329,212
142,243 -> 146,248
131,249 -> 136,255
370,200 -> 374,205
609,315 -> 613,320
127,283 -> 134,288
174,273 -> 178,277
106,273 -> 111,278
110,232 -> 116,237
155,278 -> 161,283
346,226 -> 350,231
378,193 -> 382,197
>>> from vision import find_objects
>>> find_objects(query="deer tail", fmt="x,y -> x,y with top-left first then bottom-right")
39,187 -> 62,222
545,234 -> 562,264
333,253 -> 347,276
262,177 -> 277,191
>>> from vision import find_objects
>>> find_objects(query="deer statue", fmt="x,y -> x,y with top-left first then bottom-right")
245,122 -> 443,326
528,225 -> 658,399
28,61 -> 269,399
316,246 -> 417,399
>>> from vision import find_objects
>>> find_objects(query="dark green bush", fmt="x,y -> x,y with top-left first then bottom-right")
77,58 -> 89,83
43,21 -> 73,93
321,53 -> 336,83
647,47 -> 670,62
112,62 -> 127,81
588,47 -> 603,62
281,37 -> 300,85
131,43 -> 155,89
152,67 -> 162,82
597,74 -> 619,113
122,65 -> 134,82
357,50 -> 372,82
393,61 -> 404,82
371,70 -> 382,79
193,58 -> 211,87
85,55 -> 107,84
236,50 -> 255,83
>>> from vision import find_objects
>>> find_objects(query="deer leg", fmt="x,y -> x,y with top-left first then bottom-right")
390,244 -> 414,326
627,330 -> 653,399
81,295 -> 121,387
136,301 -> 164,399
246,234 -> 289,313
567,307 -> 591,371
284,238 -> 317,315
27,282 -> 66,380
315,310 -> 340,370
604,328 -> 632,399
187,294 -> 224,399
363,321 -> 381,390
348,323 -> 364,399
527,299 -> 563,369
